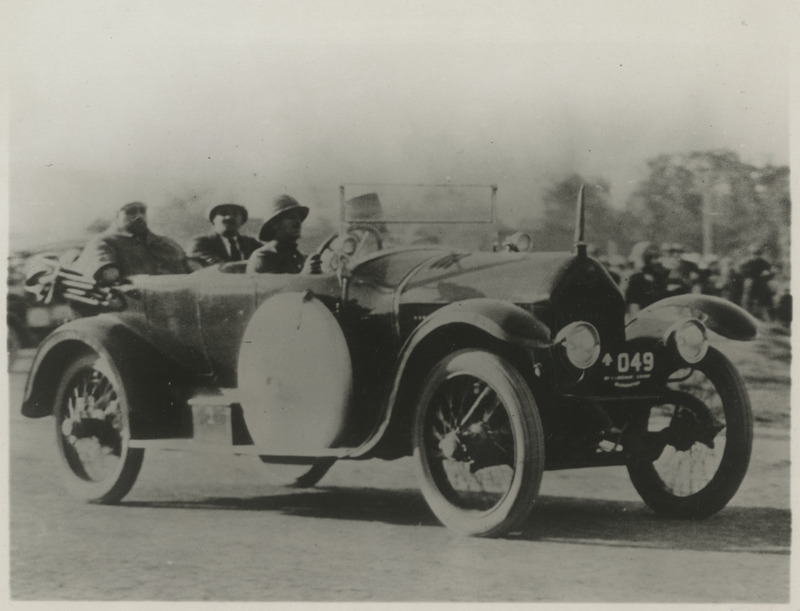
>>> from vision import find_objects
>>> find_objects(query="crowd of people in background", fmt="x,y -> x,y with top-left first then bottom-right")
592,240 -> 791,327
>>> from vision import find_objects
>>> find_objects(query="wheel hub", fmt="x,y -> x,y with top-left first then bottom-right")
61,398 -> 122,455
438,430 -> 469,461
437,421 -> 511,471
632,390 -> 726,461
666,407 -> 725,451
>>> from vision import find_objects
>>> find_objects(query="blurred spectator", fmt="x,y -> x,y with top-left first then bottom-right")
679,252 -> 704,294
719,256 -> 743,305
607,255 -> 630,290
659,242 -> 692,297
739,244 -> 775,321
697,255 -> 723,297
625,241 -> 668,315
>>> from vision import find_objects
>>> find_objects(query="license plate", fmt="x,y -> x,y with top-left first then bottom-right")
600,351 -> 655,386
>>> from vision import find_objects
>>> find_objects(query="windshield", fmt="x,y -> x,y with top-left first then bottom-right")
339,184 -> 498,252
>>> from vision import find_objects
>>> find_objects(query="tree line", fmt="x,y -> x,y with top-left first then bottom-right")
519,149 -> 790,278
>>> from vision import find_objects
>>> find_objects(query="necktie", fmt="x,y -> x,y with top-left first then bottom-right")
229,237 -> 242,261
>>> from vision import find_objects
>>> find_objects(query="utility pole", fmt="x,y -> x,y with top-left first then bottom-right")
695,158 -> 715,257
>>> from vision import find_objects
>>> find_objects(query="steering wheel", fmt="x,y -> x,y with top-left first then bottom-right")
313,225 -> 384,273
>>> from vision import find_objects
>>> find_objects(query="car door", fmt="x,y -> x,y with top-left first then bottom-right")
195,268 -> 259,386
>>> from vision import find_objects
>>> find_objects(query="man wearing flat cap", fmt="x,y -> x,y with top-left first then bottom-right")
187,202 -> 262,266
247,195 -> 317,274
75,201 -> 191,285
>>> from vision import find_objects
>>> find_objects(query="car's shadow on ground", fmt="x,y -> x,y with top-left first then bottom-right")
124,486 -> 790,553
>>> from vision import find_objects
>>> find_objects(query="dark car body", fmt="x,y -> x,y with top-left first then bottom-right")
20,185 -> 758,536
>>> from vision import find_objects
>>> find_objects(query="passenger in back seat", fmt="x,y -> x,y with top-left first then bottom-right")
187,203 -> 262,267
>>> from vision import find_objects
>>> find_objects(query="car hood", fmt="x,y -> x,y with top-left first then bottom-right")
352,248 -> 574,304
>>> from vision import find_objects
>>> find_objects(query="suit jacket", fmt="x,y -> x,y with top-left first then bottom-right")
187,233 -> 262,266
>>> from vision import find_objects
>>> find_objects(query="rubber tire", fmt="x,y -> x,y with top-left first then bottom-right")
626,347 -> 753,518
53,353 -> 145,503
412,350 -> 544,537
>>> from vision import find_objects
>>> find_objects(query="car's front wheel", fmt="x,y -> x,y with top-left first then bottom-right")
53,353 -> 144,503
412,350 -> 544,537
625,347 -> 753,518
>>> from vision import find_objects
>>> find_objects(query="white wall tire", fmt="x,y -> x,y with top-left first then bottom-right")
412,350 -> 544,537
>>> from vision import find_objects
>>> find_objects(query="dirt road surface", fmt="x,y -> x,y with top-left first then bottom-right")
7,352 -> 791,603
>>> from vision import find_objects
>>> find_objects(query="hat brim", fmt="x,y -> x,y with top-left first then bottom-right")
265,205 -> 308,225
258,205 -> 309,240
207,204 -> 249,223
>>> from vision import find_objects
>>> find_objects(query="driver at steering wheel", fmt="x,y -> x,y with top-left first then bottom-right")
247,195 -> 321,274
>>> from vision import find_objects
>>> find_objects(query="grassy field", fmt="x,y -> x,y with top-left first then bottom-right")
713,323 -> 791,429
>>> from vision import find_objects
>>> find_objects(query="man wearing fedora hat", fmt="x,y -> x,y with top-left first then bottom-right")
247,194 -> 318,274
187,202 -> 262,266
75,201 -> 191,285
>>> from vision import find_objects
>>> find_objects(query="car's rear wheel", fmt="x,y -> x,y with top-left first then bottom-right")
412,350 -> 544,537
625,347 -> 753,518
53,353 -> 144,503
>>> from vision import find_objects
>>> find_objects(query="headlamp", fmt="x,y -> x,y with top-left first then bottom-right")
667,319 -> 709,364
556,321 -> 601,370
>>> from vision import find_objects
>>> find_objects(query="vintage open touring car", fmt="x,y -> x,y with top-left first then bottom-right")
21,184 -> 757,537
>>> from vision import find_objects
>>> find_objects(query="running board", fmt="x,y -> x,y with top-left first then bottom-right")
128,389 -> 351,460
129,438 -> 348,459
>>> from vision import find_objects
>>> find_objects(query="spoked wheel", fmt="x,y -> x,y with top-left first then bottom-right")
53,353 -> 144,503
626,347 -> 753,518
413,350 -> 544,537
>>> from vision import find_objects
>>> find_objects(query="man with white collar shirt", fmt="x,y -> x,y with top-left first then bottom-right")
187,202 -> 262,266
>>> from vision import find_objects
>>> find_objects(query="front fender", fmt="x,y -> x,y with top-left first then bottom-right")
629,294 -> 758,341
410,298 -> 551,348
352,298 -> 550,458
21,315 -> 195,439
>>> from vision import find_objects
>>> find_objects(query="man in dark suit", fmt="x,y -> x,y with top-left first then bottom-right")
187,203 -> 262,266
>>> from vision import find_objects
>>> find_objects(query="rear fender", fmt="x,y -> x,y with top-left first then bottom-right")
354,299 -> 550,458
21,315 -> 193,439
629,294 -> 758,341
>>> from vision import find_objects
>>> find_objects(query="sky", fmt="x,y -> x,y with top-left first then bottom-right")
4,0 -> 796,247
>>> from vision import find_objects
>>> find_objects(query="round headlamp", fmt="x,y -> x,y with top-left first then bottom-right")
667,319 -> 709,364
556,321 -> 601,370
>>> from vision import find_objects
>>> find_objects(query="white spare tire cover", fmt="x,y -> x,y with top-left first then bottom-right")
238,292 -> 352,454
